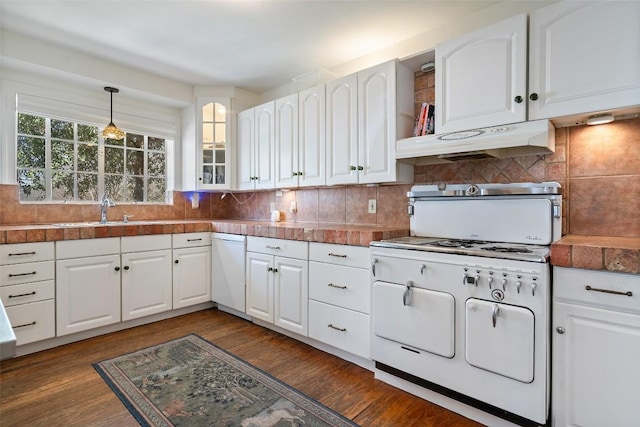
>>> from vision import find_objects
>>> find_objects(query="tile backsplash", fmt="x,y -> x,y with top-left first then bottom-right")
1,67 -> 637,238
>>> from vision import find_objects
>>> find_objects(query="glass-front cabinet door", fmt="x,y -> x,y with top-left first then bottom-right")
197,97 -> 231,189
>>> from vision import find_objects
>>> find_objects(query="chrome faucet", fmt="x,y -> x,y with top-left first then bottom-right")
100,194 -> 115,224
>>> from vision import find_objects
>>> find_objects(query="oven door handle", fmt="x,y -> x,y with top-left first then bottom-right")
492,304 -> 501,328
371,258 -> 378,276
403,281 -> 414,306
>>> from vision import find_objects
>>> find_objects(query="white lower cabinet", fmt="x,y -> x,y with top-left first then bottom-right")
1,242 -> 56,345
121,235 -> 173,321
172,233 -> 212,309
56,238 -> 121,336
553,267 -> 640,427
308,243 -> 370,358
246,237 -> 308,336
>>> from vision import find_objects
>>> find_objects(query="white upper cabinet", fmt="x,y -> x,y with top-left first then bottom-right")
436,14 -> 527,134
196,97 -> 232,189
274,93 -> 299,188
528,1 -> 640,121
326,73 -> 359,185
297,85 -> 326,187
327,60 -> 414,185
236,101 -> 275,190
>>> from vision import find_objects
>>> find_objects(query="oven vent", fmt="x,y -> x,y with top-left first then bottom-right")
396,119 -> 555,165
436,150 -> 499,161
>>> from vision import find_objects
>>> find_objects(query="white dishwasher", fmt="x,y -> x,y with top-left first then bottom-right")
212,233 -> 246,315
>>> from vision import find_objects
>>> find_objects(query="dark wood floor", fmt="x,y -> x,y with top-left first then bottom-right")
0,308 -> 482,426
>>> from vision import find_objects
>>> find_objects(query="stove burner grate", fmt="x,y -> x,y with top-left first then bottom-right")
480,246 -> 533,254
431,239 -> 487,248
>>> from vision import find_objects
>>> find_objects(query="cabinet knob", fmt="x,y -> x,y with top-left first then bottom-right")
174,259 -> 179,264
114,266 -> 120,271
530,93 -> 539,101
123,265 -> 130,270
514,95 -> 523,103
350,166 -> 357,171
556,327 -> 565,334
357,166 -> 364,171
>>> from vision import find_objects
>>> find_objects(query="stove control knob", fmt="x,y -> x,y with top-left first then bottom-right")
516,275 -> 522,294
488,272 -> 494,289
502,275 -> 508,291
474,271 -> 480,287
463,269 -> 469,286
531,282 -> 537,297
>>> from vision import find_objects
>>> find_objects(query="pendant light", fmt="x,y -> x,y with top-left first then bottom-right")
102,86 -> 125,140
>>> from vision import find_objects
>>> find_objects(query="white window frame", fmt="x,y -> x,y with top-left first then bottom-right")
2,80 -> 178,204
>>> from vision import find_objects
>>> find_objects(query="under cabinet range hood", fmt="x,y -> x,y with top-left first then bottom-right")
396,119 -> 555,164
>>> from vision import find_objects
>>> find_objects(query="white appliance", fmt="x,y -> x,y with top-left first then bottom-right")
370,182 -> 562,426
396,119 -> 555,164
212,233 -> 246,314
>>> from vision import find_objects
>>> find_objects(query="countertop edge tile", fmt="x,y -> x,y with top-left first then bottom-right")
551,235 -> 640,275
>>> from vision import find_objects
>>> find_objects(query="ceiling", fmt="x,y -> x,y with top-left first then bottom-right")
0,0 -> 501,94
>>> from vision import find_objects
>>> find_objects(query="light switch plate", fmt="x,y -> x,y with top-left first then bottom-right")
368,199 -> 377,214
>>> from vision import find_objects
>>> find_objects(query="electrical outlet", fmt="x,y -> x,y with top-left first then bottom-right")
368,199 -> 377,214
290,201 -> 297,213
270,202 -> 276,211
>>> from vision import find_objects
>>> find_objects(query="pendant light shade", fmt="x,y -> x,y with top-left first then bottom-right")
102,87 -> 125,140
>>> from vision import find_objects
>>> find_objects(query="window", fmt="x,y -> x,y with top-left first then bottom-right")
17,113 -> 168,203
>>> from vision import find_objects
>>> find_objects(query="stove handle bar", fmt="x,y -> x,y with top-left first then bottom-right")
371,258 -> 378,277
585,285 -> 633,297
403,281 -> 414,306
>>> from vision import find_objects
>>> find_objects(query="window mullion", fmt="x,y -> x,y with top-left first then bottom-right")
45,118 -> 52,201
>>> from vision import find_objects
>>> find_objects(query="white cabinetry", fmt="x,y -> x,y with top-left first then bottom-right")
308,243 -> 370,358
436,13 -> 527,134
121,235 -> 172,321
0,242 -> 55,345
275,86 -> 327,188
297,85 -> 326,187
56,238 -> 121,336
246,237 -> 309,336
196,97 -> 233,189
237,101 -> 275,190
172,232 -> 212,309
327,60 -> 414,185
553,267 -> 640,427
529,1 -> 640,121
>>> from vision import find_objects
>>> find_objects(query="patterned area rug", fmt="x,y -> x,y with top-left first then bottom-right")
93,334 -> 358,427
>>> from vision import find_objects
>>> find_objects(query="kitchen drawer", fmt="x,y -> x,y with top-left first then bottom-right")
172,232 -> 211,248
1,280 -> 54,307
308,300 -> 370,359
309,243 -> 369,269
56,237 -> 120,259
0,261 -> 55,286
1,242 -> 54,265
247,237 -> 308,259
5,299 -> 55,345
554,267 -> 640,314
122,234 -> 172,253
309,261 -> 370,313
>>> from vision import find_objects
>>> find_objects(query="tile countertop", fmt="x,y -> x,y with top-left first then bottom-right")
0,220 -> 410,247
551,235 -> 640,275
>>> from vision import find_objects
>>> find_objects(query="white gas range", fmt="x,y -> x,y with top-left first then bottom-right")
370,182 -> 562,426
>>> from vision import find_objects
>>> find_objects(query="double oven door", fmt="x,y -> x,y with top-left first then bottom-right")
370,247 -> 548,424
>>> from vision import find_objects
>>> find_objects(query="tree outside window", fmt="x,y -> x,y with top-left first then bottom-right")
17,113 -> 168,203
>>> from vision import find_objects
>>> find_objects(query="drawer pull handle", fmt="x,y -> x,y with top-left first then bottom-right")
13,321 -> 36,329
187,238 -> 203,242
328,253 -> 347,258
372,258 -> 378,277
266,245 -> 281,250
328,283 -> 347,290
8,252 -> 37,256
328,324 -> 346,332
8,271 -> 37,277
8,291 -> 36,298
585,285 -> 632,297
